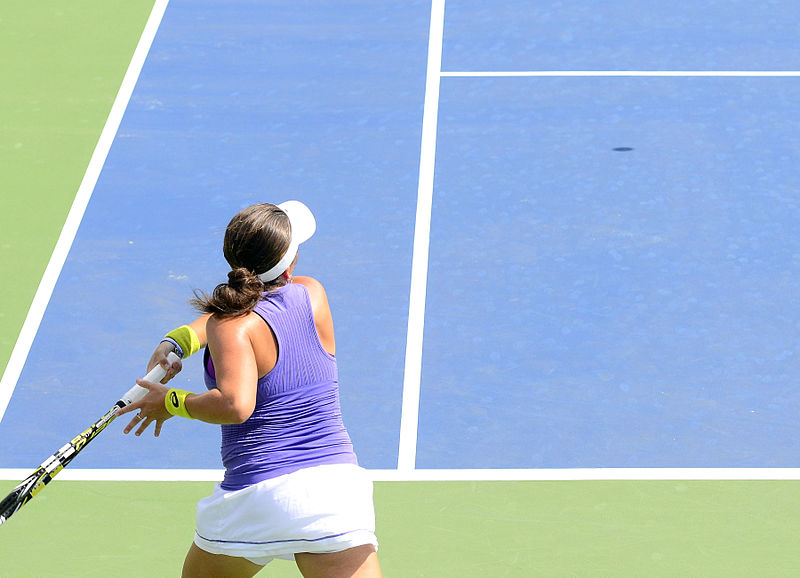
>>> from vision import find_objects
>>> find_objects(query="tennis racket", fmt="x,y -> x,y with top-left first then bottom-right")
0,352 -> 181,526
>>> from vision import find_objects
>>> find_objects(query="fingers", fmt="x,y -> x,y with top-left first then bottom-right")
122,411 -> 157,436
171,357 -> 183,373
148,342 -> 184,384
135,414 -> 152,436
116,380 -> 154,421
133,414 -> 170,437
158,359 -> 172,383
116,398 -> 142,418
122,412 -> 169,437
122,410 -> 147,434
120,356 -> 175,436
161,357 -> 183,384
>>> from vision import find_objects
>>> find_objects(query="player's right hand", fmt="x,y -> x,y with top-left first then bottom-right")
147,341 -> 183,383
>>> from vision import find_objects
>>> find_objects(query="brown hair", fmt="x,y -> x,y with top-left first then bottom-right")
191,203 -> 291,317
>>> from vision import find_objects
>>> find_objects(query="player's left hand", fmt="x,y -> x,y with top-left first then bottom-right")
117,378 -> 173,437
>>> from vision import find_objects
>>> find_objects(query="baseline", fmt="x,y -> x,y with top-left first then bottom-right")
2,468 -> 799,482
442,70 -> 800,77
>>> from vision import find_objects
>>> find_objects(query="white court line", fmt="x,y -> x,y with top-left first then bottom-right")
442,70 -> 800,77
374,468 -> 800,482
399,23 -> 800,471
397,0 -> 446,472
372,468 -> 800,482
0,469 -> 224,483
0,0 -> 170,423
4,5 -> 794,484
2,468 -> 800,482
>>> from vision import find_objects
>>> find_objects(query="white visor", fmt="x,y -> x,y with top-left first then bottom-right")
257,200 -> 316,282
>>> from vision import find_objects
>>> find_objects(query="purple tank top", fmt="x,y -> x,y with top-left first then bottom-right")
203,283 -> 357,490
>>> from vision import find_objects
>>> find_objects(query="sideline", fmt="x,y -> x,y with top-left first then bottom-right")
0,0 -> 171,423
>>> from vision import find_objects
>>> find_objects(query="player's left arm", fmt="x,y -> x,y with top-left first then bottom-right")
182,314 -> 258,424
118,314 -> 258,435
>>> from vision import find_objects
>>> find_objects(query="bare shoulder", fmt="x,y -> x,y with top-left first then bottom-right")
291,276 -> 335,353
207,312 -> 263,343
292,275 -> 326,294
292,276 -> 329,307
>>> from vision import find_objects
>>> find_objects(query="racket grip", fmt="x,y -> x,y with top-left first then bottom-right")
118,351 -> 181,407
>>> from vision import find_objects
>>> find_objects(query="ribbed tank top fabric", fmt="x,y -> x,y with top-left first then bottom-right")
203,283 -> 357,490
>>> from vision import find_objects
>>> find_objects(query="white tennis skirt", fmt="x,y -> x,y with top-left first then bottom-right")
193,463 -> 378,566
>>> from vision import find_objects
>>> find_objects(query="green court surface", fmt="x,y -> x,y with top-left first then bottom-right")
3,2 -> 800,577
2,480 -> 800,576
0,0 -> 157,371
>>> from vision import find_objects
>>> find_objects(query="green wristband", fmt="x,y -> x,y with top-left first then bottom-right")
164,325 -> 201,358
165,389 -> 195,419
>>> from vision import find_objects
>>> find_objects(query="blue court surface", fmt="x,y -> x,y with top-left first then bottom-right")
2,0 -> 800,476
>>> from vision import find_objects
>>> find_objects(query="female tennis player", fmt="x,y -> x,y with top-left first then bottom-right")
117,201 -> 381,577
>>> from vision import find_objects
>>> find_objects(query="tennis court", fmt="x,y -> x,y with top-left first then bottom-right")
2,1 -> 800,575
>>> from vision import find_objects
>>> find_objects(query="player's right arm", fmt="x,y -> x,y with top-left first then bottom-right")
293,276 -> 335,356
146,314 -> 211,379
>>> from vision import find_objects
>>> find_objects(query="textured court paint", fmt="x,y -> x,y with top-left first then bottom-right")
442,70 -> 800,77
418,76 -> 800,469
442,0 -> 800,71
0,1 -> 157,379
0,480 -> 202,576
0,0 -> 169,426
398,0 -> 445,472
2,480 -> 800,576
0,0 -> 430,472
3,3 -> 800,577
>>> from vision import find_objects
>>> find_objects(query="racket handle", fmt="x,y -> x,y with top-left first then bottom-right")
118,351 -> 181,407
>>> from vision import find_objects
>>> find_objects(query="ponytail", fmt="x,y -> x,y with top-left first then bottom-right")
192,203 -> 292,317
191,267 -> 285,318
